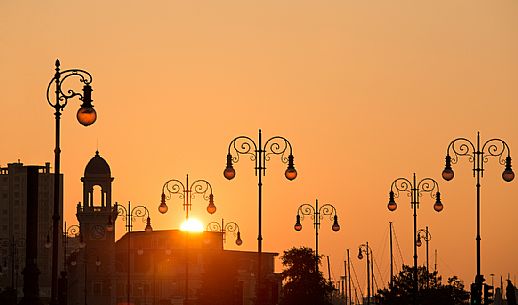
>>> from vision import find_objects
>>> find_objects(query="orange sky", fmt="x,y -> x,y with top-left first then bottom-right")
1,0 -> 518,290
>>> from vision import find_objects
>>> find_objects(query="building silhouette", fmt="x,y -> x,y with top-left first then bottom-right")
66,152 -> 280,305
0,161 -> 62,303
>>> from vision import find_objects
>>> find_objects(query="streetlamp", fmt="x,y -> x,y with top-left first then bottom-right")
59,224 -> 84,305
106,202 -> 152,305
357,242 -> 373,305
69,250 -> 100,305
206,219 -> 243,246
159,175 -> 215,305
0,236 -> 25,301
158,174 -> 217,219
224,129 -> 297,305
442,132 -> 514,297
387,173 -> 443,305
416,226 -> 432,274
46,59 -> 97,305
293,199 -> 340,274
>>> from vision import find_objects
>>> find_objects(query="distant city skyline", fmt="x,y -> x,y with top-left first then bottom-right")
1,0 -> 517,291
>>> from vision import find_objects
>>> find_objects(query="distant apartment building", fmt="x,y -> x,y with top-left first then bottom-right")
0,161 -> 63,302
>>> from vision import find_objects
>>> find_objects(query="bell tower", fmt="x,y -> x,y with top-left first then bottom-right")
77,150 -> 117,242
75,151 -> 117,305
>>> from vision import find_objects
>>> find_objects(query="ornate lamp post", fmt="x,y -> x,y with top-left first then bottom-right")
206,219 -> 243,246
224,129 -> 297,305
106,202 -> 152,305
442,132 -> 514,301
293,199 -> 340,274
46,59 -> 97,305
0,236 -> 25,301
69,250 -> 100,305
416,226 -> 432,274
387,173 -> 443,305
159,175 -> 215,305
357,243 -> 373,305
59,224 -> 84,305
158,174 -> 217,219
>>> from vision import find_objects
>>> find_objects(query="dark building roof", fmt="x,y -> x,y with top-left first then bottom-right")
84,151 -> 111,176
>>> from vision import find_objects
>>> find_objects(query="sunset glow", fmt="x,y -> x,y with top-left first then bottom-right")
1,0 -> 517,291
180,218 -> 204,232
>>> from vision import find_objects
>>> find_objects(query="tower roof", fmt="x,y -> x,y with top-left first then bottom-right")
84,151 -> 111,176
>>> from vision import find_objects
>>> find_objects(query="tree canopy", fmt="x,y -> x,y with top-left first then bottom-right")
279,247 -> 335,305
377,265 -> 469,305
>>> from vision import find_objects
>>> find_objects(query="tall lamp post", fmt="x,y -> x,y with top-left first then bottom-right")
106,202 -> 152,305
46,59 -> 97,305
223,129 -> 297,305
416,226 -> 432,274
0,236 -> 25,302
206,219 -> 243,246
158,175 -> 216,305
59,224 -> 84,305
442,132 -> 514,301
387,173 -> 443,305
69,249 -> 100,305
357,243 -> 373,305
293,199 -> 340,274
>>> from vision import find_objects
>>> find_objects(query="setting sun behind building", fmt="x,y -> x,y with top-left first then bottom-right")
180,218 -> 204,232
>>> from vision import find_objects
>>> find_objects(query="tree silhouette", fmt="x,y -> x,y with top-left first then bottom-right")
377,265 -> 469,305
279,247 -> 335,305
507,280 -> 517,305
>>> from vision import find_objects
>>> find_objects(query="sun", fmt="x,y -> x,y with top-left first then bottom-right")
180,218 -> 204,232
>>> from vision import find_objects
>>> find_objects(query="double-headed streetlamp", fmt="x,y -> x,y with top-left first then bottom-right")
106,202 -> 152,305
206,219 -> 243,246
224,129 -> 297,305
293,199 -> 340,274
357,242 -> 373,305
58,224 -> 85,305
158,174 -> 217,218
387,173 -> 443,305
69,249 -> 101,305
159,175 -> 215,305
416,226 -> 432,274
442,132 -> 514,299
46,59 -> 97,305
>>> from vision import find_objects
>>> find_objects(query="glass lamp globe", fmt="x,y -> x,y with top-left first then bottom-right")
106,224 -> 113,232
434,201 -> 444,212
387,201 -> 397,212
285,167 -> 297,181
442,168 -> 454,181
224,167 -> 235,180
235,232 -> 243,246
358,252 -> 363,260
502,168 -> 515,182
416,237 -> 422,247
145,217 -> 153,232
77,106 -> 97,126
158,202 -> 168,214
294,223 -> 302,231
206,202 -> 217,214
